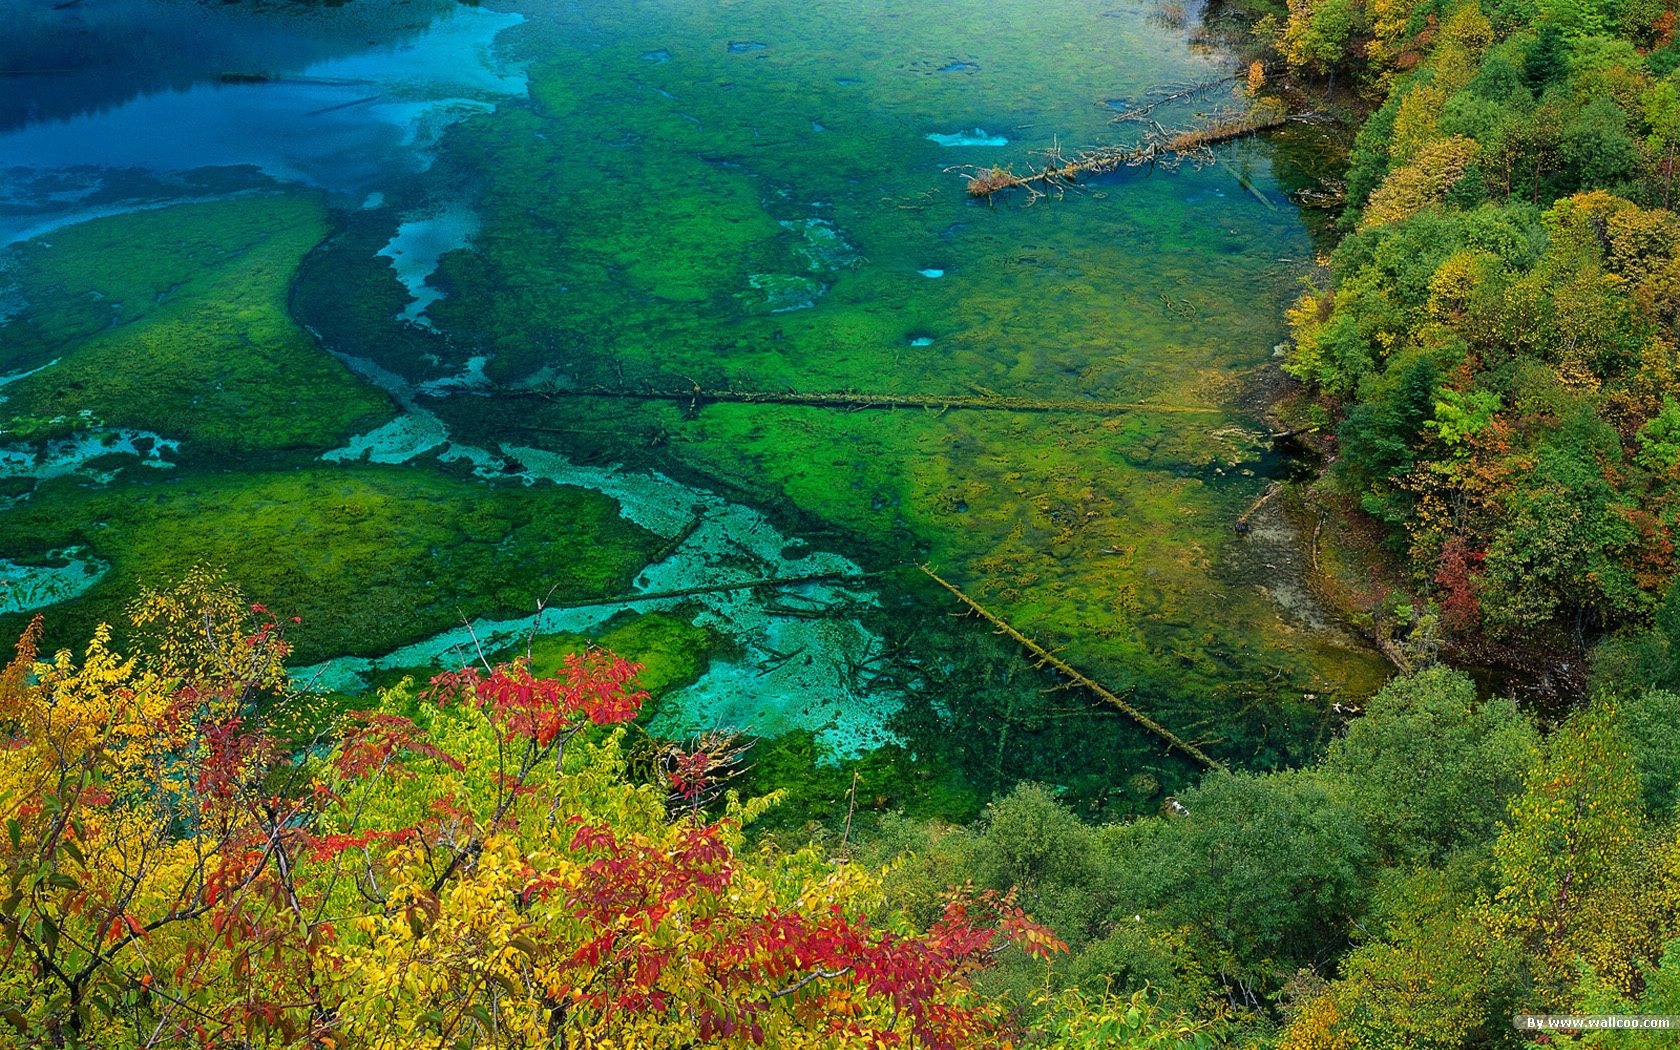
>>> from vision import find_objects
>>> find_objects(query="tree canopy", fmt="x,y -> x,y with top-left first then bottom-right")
0,578 -> 1088,1048
1277,0 -> 1680,657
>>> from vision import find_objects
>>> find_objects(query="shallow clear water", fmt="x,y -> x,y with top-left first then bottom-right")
0,0 -> 1389,812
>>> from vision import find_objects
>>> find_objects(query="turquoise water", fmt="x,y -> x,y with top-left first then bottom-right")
0,0 -> 1389,815
0,1 -> 522,244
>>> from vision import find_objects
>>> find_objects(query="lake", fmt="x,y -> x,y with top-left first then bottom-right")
0,0 -> 1390,818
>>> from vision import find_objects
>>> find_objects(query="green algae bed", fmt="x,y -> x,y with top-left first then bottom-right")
1,194 -> 392,456
518,612 -> 720,704
0,0 -> 1395,821
0,467 -> 661,664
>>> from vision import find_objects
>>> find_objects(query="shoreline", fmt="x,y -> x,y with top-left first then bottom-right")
1261,374 -> 1591,705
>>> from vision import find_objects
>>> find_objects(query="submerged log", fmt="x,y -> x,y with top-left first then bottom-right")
513,386 -> 1223,418
306,94 -> 384,118
1292,180 -> 1348,209
1106,73 -> 1242,124
219,72 -> 376,86
541,569 -> 889,613
1234,480 -> 1283,535
918,565 -> 1225,770
1224,161 -> 1278,210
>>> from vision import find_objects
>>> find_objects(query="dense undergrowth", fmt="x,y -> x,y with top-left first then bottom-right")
868,653 -> 1680,1048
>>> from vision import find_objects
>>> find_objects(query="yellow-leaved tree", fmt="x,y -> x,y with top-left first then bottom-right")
0,574 -> 1067,1048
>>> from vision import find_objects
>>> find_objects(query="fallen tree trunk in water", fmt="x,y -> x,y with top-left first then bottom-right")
509,385 -> 1224,418
958,103 -> 1290,203
541,569 -> 891,613
1106,73 -> 1245,124
1234,480 -> 1283,534
918,565 -> 1225,770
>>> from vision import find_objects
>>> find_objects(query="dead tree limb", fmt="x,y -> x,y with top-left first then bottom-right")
543,570 -> 891,614
918,565 -> 1224,770
956,103 -> 1289,203
1107,73 -> 1242,124
1234,481 -> 1283,534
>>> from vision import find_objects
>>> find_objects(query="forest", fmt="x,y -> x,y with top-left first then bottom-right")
7,576 -> 1680,1047
3,0 -> 1680,1042
1278,0 -> 1680,675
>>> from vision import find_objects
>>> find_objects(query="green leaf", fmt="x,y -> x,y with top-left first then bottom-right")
492,971 -> 521,1000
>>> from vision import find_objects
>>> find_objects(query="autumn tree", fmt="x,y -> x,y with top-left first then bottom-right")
1279,0 -> 1680,656
1490,700 -> 1680,999
0,580 -> 1065,1048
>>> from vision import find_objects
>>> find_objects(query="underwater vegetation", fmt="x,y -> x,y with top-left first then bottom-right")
329,607 -> 722,731
0,194 -> 392,457
516,610 -> 720,705
0,0 -> 1396,825
0,465 -> 661,663
380,0 -> 1395,776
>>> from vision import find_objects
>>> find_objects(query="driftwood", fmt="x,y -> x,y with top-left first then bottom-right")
307,94 -> 384,118
218,72 -> 374,86
1106,73 -> 1242,124
541,569 -> 889,614
511,386 -> 1223,418
1234,481 -> 1283,534
1223,161 -> 1278,210
918,565 -> 1224,770
957,103 -> 1290,203
1266,425 -> 1319,442
1292,179 -> 1348,209
644,514 -> 705,568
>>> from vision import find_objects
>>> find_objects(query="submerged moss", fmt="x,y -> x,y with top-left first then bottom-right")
0,465 -> 662,663
513,610 -> 721,708
0,194 -> 392,456
738,730 -> 983,835
300,609 -> 720,743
